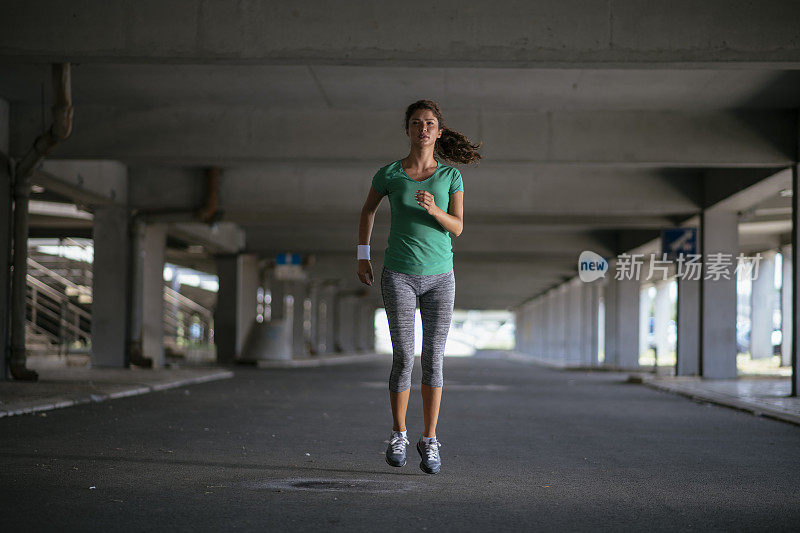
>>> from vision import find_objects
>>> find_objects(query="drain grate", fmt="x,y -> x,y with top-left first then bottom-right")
246,477 -> 415,493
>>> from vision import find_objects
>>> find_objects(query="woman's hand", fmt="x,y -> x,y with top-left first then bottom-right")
415,190 -> 440,216
357,259 -> 374,286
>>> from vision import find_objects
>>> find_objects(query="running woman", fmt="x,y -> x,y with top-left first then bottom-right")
357,99 -> 481,474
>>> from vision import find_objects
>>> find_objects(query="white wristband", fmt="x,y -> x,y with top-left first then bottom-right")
357,244 -> 370,260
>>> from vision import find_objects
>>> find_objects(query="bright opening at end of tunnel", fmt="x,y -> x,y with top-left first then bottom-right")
374,309 -> 515,357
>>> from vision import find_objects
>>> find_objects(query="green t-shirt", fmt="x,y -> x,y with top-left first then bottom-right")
371,159 -> 464,275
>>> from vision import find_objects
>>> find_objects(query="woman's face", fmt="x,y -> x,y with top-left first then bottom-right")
406,109 -> 442,148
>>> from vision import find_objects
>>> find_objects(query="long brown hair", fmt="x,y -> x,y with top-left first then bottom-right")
404,100 -> 482,165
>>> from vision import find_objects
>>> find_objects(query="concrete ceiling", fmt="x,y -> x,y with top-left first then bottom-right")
2,0 -> 798,309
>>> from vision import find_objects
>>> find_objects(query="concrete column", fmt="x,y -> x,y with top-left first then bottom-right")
366,301 -> 377,351
352,300 -> 364,352
676,275 -> 701,376
545,291 -> 556,359
781,245 -> 791,367
791,165 -> 800,396
602,272 -> 617,366
317,283 -> 337,354
334,293 -> 356,353
214,253 -> 258,364
556,286 -> 567,361
700,210 -> 738,379
616,276 -> 641,369
603,261 -> 640,370
354,300 -> 375,352
750,251 -> 776,359
524,303 -> 534,355
639,285 -> 651,362
130,222 -> 167,367
527,303 -> 536,355
91,205 -> 130,367
308,281 -> 321,355
289,281 -> 308,358
654,280 -> 674,365
538,299 -> 546,358
581,282 -> 599,366
269,278 -> 286,320
566,280 -> 582,364
0,98 -> 11,380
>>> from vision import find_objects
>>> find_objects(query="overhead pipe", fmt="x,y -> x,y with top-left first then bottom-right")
9,63 -> 73,381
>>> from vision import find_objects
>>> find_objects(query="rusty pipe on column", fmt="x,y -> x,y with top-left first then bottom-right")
9,63 -> 74,381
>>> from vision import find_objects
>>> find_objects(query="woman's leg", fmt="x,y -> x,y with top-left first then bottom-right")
381,267 -> 419,431
418,270 -> 456,438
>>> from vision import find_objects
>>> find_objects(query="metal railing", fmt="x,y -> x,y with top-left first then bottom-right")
26,273 -> 92,355
163,286 -> 214,347
25,251 -> 214,356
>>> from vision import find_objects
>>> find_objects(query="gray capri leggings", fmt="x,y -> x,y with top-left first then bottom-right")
380,266 -> 456,392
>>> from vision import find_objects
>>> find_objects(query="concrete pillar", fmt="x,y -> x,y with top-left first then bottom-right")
581,282 -> 599,366
354,300 -> 376,352
700,210 -> 738,379
130,222 -> 167,367
602,274 -> 616,366
653,280 -> 672,366
791,165 -> 800,396
367,301 -> 377,351
639,285 -> 651,362
307,280 -> 322,355
781,245 -> 791,367
288,281 -> 308,358
334,293 -> 355,352
317,283 -> 337,354
538,299 -> 546,358
524,303 -> 534,355
750,251 -> 776,359
603,261 -> 640,369
269,278 -> 287,320
556,286 -> 567,361
91,205 -> 130,367
566,280 -> 582,364
214,253 -> 258,364
545,291 -> 556,359
528,303 -> 536,355
676,275 -> 701,376
616,276 -> 641,369
0,98 -> 11,380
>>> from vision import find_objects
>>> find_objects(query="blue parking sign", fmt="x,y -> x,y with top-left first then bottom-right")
661,228 -> 697,261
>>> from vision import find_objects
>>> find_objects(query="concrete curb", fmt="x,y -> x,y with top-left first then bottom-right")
631,373 -> 800,427
256,352 -> 385,368
503,351 -> 640,372
0,369 -> 234,418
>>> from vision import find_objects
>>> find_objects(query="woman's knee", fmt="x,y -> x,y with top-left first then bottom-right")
421,357 -> 444,388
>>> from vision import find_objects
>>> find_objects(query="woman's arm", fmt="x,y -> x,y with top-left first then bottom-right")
417,190 -> 464,236
359,186 -> 384,245
357,186 -> 384,286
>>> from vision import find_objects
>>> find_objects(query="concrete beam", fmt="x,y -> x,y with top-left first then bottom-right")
11,107 -> 794,167
245,226 -> 613,257
126,163 -> 702,223
38,159 -> 128,206
167,221 -> 245,255
2,1 -> 799,66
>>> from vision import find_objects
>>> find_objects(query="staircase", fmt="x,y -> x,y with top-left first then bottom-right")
25,242 -> 214,359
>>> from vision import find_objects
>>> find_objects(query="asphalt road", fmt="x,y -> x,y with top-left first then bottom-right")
2,354 -> 799,532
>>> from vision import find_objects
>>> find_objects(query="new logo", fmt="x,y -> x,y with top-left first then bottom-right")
578,251 -> 608,282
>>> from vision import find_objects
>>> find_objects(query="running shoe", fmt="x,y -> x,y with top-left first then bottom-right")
385,432 -> 409,467
416,437 -> 442,474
